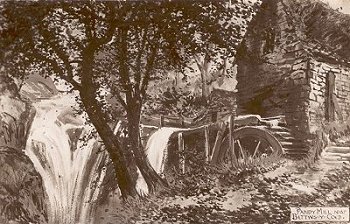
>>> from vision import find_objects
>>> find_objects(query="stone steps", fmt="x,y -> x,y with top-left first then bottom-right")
273,131 -> 293,138
322,146 -> 350,162
324,146 -> 350,154
259,124 -> 309,156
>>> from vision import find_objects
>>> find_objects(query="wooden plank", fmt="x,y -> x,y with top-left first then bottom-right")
204,125 -> 210,162
228,114 -> 236,167
178,132 -> 185,174
229,114 -> 233,155
260,115 -> 286,120
159,115 -> 164,127
180,116 -> 185,127
326,72 -> 335,121
210,122 -> 227,164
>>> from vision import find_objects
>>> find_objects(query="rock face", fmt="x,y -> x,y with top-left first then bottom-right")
0,146 -> 47,224
0,74 -> 48,223
0,75 -> 35,149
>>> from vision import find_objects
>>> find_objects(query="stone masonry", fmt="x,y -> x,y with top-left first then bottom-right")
236,0 -> 350,155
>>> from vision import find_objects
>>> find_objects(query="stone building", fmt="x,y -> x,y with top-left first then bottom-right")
236,0 -> 350,155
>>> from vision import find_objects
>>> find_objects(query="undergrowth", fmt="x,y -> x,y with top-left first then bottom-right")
95,128 -> 350,224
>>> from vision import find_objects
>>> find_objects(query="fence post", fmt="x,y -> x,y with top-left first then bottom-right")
229,114 -> 237,167
210,122 -> 226,164
180,116 -> 184,127
204,125 -> 210,162
229,114 -> 233,151
178,132 -> 185,174
159,115 -> 164,128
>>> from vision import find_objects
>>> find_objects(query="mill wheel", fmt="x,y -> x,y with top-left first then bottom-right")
213,127 -> 284,168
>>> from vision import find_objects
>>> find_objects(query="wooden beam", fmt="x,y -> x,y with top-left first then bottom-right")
210,122 -> 227,164
204,125 -> 210,162
326,72 -> 335,121
178,132 -> 185,174
229,114 -> 233,154
159,115 -> 164,127
228,114 -> 236,167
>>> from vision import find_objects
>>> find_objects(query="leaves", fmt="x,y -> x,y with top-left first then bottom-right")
1,1 -> 261,196
2,1 -> 260,124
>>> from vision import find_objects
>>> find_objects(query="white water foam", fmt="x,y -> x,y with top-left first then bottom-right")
25,94 -> 194,223
25,95 -> 109,224
145,127 -> 185,174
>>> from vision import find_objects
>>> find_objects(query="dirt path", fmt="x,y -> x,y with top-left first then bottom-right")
196,147 -> 350,213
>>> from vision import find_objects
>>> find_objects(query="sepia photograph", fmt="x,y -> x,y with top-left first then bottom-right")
1,0 -> 350,223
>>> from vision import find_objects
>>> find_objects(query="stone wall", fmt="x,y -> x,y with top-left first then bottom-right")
336,68 -> 350,119
237,48 -> 313,153
236,0 -> 350,153
236,0 -> 314,154
308,60 -> 350,132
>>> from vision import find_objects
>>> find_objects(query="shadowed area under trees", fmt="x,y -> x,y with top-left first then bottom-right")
0,0 -> 260,199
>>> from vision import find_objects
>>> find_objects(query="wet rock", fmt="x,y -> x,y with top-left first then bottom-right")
0,78 -> 35,150
0,74 -> 47,223
0,146 -> 48,224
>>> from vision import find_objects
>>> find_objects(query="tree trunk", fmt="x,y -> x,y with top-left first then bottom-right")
118,27 -> 167,194
125,97 -> 168,194
79,45 -> 139,199
197,54 -> 210,105
80,90 -> 139,198
79,41 -> 166,198
200,69 -> 207,102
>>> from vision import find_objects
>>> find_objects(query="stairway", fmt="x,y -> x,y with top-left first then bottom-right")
232,115 -> 314,158
258,118 -> 309,157
273,127 -> 309,156
321,146 -> 350,164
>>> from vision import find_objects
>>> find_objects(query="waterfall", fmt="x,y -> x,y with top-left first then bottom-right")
25,95 -> 109,224
24,93 -> 193,223
145,127 -> 185,174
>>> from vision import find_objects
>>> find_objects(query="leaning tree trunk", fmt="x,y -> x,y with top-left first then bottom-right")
81,91 -> 167,197
126,98 -> 168,194
79,46 -> 140,198
80,89 -> 139,198
79,41 -> 166,198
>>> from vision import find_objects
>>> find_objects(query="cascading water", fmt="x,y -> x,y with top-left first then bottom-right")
25,95 -> 109,224
24,93 -> 190,223
145,127 -> 185,174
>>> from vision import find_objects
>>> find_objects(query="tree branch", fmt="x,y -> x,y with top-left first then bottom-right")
195,55 -> 204,71
110,85 -> 127,109
69,59 -> 83,64
134,27 -> 148,89
95,3 -> 118,46
140,43 -> 158,99
118,28 -> 132,94
80,5 -> 93,40
37,26 -> 82,89
31,48 -> 81,90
